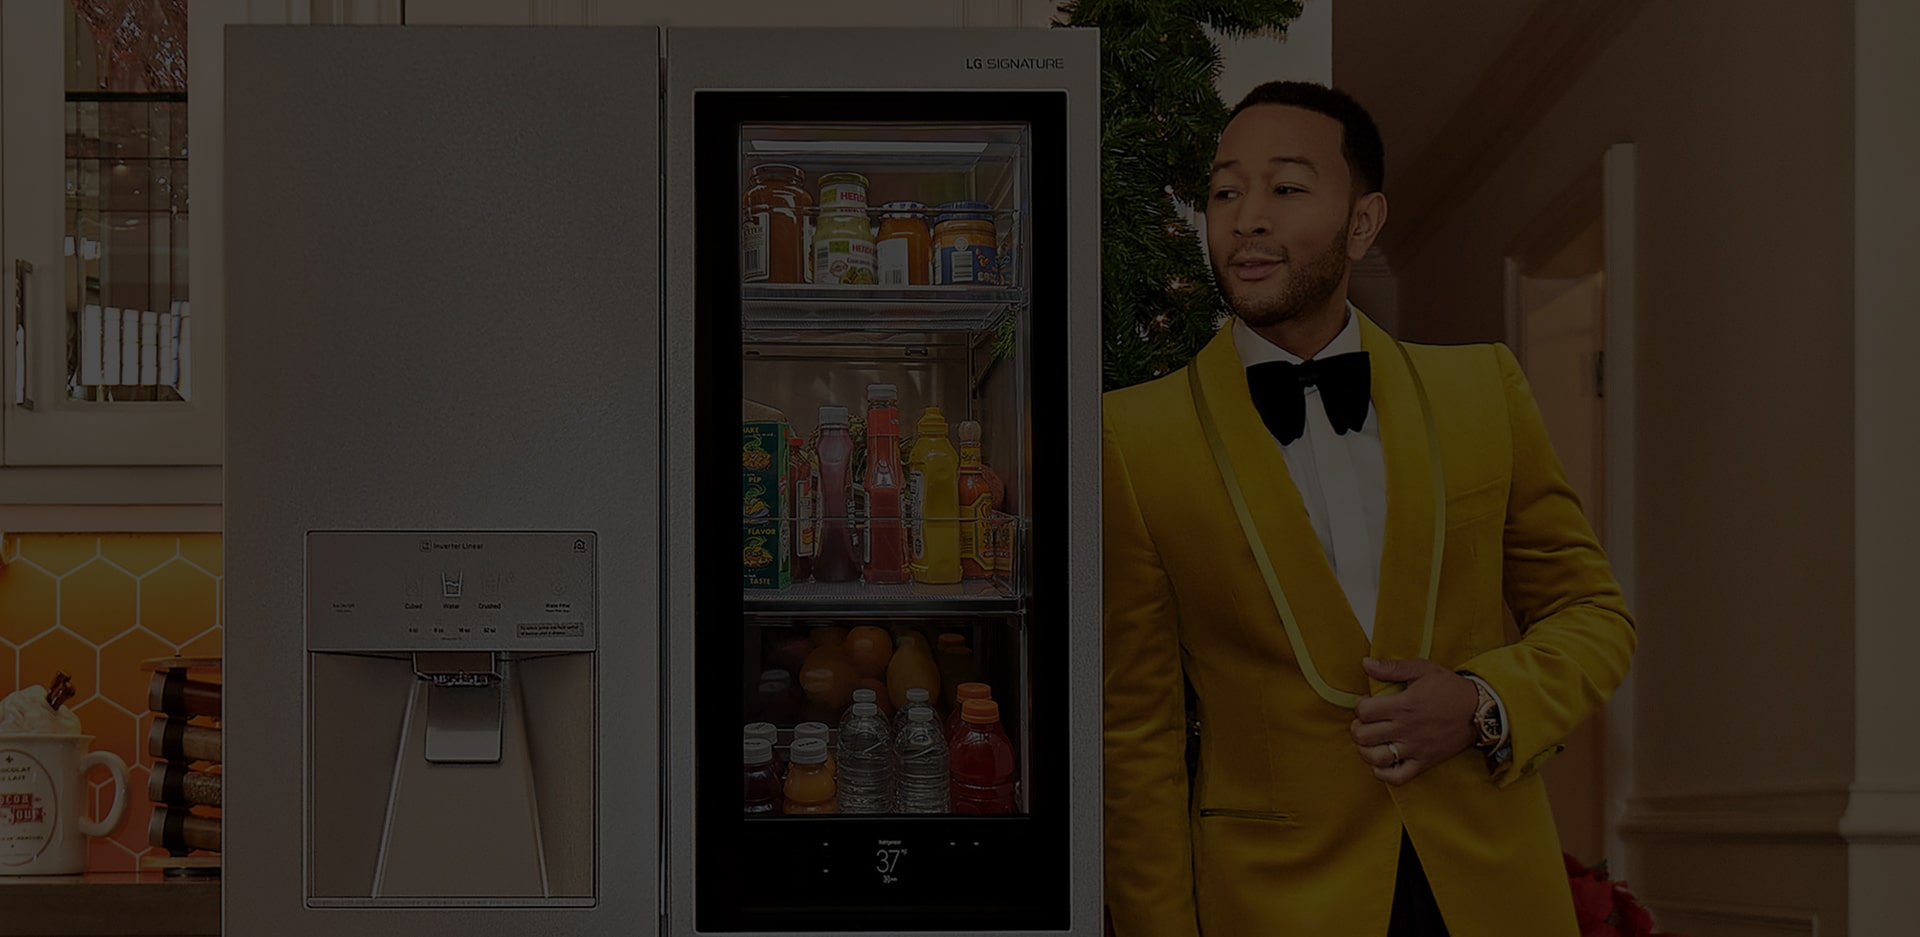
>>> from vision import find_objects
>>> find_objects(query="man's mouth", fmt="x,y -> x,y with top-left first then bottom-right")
1229,255 -> 1283,282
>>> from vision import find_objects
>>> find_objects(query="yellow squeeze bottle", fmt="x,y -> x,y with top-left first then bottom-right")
908,407 -> 962,585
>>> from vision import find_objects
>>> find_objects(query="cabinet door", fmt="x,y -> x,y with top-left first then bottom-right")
0,0 -> 227,465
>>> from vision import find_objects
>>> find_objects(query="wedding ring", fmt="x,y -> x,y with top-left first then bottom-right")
1387,741 -> 1403,764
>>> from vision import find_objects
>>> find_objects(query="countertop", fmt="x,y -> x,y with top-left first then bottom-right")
0,872 -> 219,937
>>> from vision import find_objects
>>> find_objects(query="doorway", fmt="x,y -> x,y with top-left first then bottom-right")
1504,144 -> 1635,871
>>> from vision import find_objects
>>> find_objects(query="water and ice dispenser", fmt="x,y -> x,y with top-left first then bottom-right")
303,532 -> 597,904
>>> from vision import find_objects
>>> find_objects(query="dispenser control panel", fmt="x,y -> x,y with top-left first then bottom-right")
305,531 -> 597,652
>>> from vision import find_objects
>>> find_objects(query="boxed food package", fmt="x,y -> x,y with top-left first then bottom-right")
742,421 -> 791,590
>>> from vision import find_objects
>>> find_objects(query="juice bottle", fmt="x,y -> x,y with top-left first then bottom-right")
950,699 -> 1016,814
956,420 -> 996,580
886,631 -> 942,712
743,737 -> 783,815
908,407 -> 962,585
934,633 -> 980,712
813,406 -> 860,582
946,683 -> 993,745
783,738 -> 840,814
794,721 -> 836,777
789,427 -> 814,582
744,721 -> 785,779
863,384 -> 909,585
799,627 -> 856,721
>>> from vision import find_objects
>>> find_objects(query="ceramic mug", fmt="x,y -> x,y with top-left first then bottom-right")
0,733 -> 130,875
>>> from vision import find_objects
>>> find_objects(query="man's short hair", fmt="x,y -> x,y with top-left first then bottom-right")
1227,81 -> 1385,198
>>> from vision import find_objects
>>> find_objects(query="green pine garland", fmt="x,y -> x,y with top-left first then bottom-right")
1059,0 -> 1305,392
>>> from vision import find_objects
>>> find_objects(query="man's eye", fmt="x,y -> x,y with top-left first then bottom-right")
1212,190 -> 1237,201
1275,185 -> 1302,195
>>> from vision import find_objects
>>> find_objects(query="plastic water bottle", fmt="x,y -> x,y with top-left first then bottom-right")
893,708 -> 950,813
836,701 -> 894,813
894,686 -> 934,736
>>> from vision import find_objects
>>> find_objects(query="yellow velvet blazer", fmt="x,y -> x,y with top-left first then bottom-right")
1102,312 -> 1635,937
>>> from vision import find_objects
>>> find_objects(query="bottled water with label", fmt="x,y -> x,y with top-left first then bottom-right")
836,701 -> 894,813
893,708 -> 950,814
894,686 -> 934,736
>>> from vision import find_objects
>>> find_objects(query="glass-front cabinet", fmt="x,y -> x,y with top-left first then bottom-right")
1,0 -> 221,468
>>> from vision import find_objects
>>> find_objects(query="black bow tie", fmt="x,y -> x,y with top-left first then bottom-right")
1246,352 -> 1371,445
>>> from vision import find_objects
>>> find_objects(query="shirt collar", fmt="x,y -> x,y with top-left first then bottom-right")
1233,302 -> 1362,369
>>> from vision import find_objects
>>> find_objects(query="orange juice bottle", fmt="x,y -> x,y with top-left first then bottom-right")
886,631 -> 942,712
783,738 -> 840,814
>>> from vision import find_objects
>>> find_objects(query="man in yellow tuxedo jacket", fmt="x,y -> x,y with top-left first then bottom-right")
1103,82 -> 1635,936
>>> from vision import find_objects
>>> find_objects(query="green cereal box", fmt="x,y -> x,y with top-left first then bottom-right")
742,421 -> 791,590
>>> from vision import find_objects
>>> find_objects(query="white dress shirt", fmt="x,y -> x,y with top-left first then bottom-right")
1233,308 -> 1386,638
1233,307 -> 1512,758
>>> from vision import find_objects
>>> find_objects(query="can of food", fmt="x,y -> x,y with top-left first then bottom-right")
817,172 -> 870,210
934,216 -> 999,286
875,201 -> 932,286
933,200 -> 994,224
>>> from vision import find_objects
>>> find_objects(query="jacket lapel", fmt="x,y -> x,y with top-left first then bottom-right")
1358,313 -> 1440,689
1193,326 -> 1370,700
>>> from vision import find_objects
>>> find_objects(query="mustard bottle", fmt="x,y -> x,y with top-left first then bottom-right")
908,407 -> 962,585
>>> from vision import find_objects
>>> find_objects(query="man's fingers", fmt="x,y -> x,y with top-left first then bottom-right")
1357,742 -> 1399,768
1372,758 -> 1421,786
1350,718 -> 1397,747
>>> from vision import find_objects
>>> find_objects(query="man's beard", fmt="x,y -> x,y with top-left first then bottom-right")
1218,223 -> 1351,327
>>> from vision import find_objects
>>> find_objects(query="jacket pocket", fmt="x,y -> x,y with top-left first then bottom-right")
1197,807 -> 1296,823
1444,476 -> 1507,530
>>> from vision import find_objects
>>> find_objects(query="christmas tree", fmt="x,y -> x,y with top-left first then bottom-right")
1058,0 -> 1304,392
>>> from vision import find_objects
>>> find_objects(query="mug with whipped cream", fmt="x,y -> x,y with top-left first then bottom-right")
0,678 -> 130,875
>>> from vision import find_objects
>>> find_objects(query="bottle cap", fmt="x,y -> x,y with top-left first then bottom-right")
794,722 -> 829,744
759,669 -> 790,684
744,737 -> 774,764
962,699 -> 1001,725
937,633 -> 968,651
743,722 -> 779,745
852,688 -> 877,704
955,682 -> 992,703
851,701 -> 879,718
750,163 -> 804,180
879,200 -> 928,217
819,405 -> 849,426
790,737 -> 829,765
868,383 -> 898,399
906,687 -> 930,704
957,419 -> 982,443
916,407 -> 948,437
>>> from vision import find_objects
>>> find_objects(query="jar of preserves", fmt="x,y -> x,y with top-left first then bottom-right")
815,208 -> 876,285
817,172 -> 870,211
933,216 -> 1000,286
742,164 -> 812,284
875,201 -> 932,286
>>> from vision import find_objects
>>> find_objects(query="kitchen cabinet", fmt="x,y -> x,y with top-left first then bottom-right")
0,1 -> 302,519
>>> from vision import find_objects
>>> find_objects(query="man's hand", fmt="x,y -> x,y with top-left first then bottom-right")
1350,657 -> 1478,786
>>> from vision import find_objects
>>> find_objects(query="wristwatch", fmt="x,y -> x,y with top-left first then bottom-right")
1465,675 -> 1505,751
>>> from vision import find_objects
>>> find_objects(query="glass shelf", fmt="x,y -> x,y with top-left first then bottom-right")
744,579 -> 1020,617
742,284 -> 1023,333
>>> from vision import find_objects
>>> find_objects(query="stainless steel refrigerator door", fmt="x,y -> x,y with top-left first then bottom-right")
663,27 -> 1101,937
225,26 -> 662,937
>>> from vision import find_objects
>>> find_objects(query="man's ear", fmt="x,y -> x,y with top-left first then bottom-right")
1347,191 -> 1388,261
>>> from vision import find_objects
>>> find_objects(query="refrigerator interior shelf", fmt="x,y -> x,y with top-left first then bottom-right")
744,579 -> 1019,617
742,287 -> 1020,333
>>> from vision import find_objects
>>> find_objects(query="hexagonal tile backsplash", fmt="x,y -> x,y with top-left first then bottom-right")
0,533 -> 221,872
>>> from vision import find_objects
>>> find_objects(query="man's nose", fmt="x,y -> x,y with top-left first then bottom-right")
1232,194 -> 1271,238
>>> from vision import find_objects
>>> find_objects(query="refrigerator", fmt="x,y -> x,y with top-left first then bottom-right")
662,27 -> 1102,936
221,23 -> 1100,937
